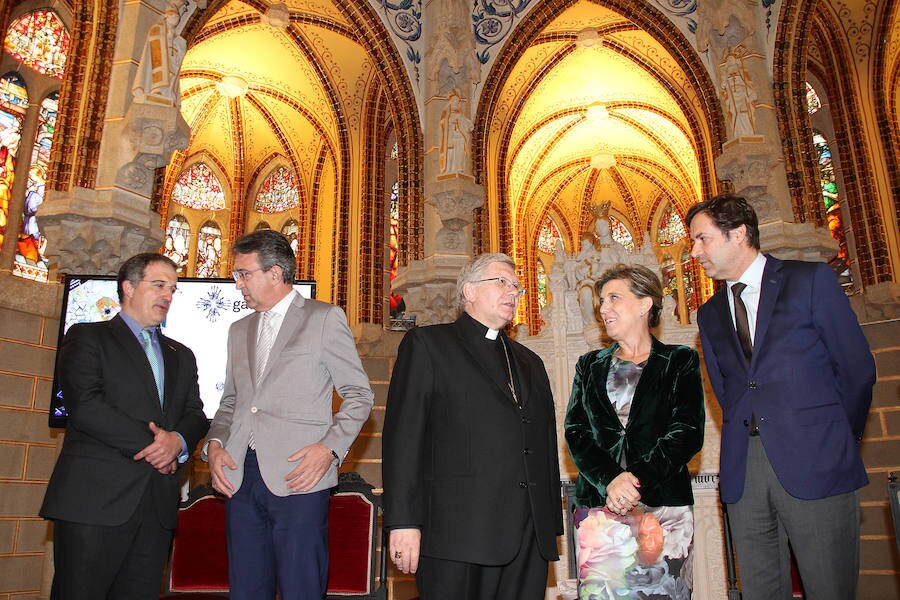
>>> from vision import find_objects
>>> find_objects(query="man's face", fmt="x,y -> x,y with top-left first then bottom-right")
233,252 -> 283,312
689,212 -> 752,281
121,261 -> 177,329
464,261 -> 522,330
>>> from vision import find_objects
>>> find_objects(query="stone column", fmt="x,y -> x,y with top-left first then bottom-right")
393,0 -> 484,325
38,0 -> 199,274
696,0 -> 835,262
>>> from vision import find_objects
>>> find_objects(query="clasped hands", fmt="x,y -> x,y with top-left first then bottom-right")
133,421 -> 182,474
207,441 -> 333,498
606,471 -> 641,516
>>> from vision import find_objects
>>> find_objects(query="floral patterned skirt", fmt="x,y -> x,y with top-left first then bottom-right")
573,505 -> 693,600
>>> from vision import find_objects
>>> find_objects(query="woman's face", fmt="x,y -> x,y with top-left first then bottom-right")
597,278 -> 651,341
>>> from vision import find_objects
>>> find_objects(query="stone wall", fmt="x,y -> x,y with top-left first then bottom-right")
0,273 -> 62,600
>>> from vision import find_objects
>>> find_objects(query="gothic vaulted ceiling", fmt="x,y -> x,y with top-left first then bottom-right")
483,0 -> 714,253
169,0 -> 373,217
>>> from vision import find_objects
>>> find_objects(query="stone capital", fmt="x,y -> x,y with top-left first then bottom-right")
39,188 -> 164,274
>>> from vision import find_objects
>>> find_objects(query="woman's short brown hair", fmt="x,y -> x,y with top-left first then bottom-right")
593,263 -> 664,328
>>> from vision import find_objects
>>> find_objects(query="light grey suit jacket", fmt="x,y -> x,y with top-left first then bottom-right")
206,293 -> 374,496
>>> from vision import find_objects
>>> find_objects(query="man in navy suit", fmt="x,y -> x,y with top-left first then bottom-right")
41,253 -> 209,599
687,194 -> 875,600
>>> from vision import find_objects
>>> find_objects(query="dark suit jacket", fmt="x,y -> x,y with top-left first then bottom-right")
697,256 -> 875,503
41,315 -> 209,528
382,313 -> 563,565
565,337 -> 705,508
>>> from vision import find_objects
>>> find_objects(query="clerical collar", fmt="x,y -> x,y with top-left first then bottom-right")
459,311 -> 501,341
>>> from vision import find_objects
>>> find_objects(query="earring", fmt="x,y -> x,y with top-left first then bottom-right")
640,311 -> 645,317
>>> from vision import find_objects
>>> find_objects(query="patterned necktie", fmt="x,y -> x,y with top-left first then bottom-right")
140,329 -> 163,407
255,311 -> 274,383
731,282 -> 753,365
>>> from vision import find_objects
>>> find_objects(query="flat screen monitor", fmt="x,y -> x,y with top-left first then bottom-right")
49,274 -> 316,427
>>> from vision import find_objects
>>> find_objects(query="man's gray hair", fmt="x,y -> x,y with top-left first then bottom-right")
455,253 -> 517,312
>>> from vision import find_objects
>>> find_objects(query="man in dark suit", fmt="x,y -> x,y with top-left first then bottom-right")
41,253 -> 209,600
204,230 -> 373,600
383,253 -> 563,600
687,195 -> 875,600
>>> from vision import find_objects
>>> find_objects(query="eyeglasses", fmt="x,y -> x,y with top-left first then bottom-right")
232,268 -> 265,282
474,276 -> 526,297
140,280 -> 178,294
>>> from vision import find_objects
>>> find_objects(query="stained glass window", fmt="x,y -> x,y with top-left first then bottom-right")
660,247 -> 696,318
4,10 -> 70,79
196,221 -> 222,278
813,130 -> 852,286
537,217 -> 562,254
164,215 -> 190,276
0,72 -> 29,111
13,92 -> 58,281
536,260 -> 548,310
172,163 -> 226,210
0,73 -> 26,251
281,219 -> 299,255
609,216 -> 635,252
656,205 -> 687,246
806,82 -> 821,115
255,165 -> 299,213
389,181 -> 404,316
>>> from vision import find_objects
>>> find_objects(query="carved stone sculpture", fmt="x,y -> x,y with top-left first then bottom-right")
439,91 -> 474,175
133,1 -> 188,106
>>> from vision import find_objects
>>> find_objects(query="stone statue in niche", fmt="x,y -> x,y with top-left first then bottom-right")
439,91 -> 474,175
718,45 -> 761,139
133,0 -> 189,106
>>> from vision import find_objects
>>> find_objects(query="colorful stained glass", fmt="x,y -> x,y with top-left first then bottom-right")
656,205 -> 687,247
196,221 -> 222,278
172,163 -> 226,210
537,217 -> 562,254
13,92 -> 58,281
813,130 -> 852,286
4,10 -> 70,79
0,81 -> 25,250
609,216 -> 635,253
389,181 -> 404,316
164,215 -> 190,276
536,260 -> 548,310
281,219 -> 299,255
255,165 -> 299,213
0,72 -> 29,113
806,82 -> 821,115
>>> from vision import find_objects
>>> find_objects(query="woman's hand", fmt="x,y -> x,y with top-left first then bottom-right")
605,471 -> 641,515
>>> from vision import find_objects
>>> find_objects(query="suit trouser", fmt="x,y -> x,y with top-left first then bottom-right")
415,515 -> 548,600
727,435 -> 860,600
225,449 -> 330,600
50,482 -> 172,600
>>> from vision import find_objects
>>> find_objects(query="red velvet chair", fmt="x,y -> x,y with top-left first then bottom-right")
327,472 -> 387,599
162,474 -> 385,599
161,485 -> 229,598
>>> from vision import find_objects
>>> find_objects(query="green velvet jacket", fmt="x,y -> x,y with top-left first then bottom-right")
565,337 -> 704,508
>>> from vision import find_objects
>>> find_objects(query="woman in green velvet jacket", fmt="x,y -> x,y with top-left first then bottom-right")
565,263 -> 704,599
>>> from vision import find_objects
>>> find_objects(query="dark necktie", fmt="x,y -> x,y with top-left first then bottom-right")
731,282 -> 753,365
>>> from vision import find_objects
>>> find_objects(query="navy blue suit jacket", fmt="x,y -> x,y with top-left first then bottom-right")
41,315 -> 209,528
697,255 -> 875,503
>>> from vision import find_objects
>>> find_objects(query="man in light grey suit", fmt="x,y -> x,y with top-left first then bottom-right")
204,230 -> 374,600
